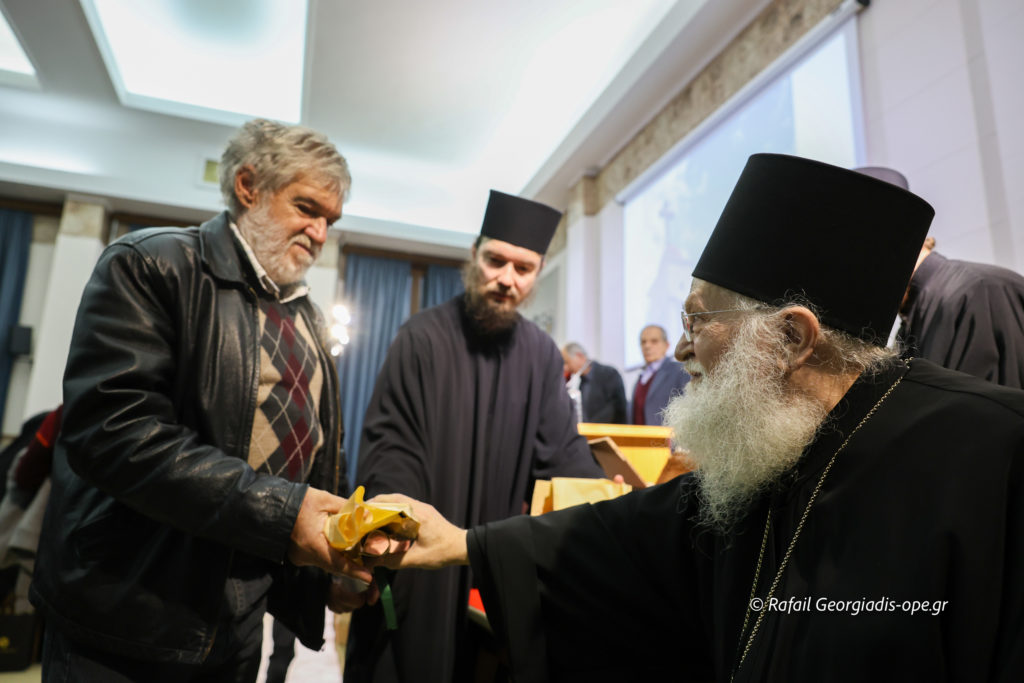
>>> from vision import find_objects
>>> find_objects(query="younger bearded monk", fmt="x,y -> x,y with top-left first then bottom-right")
366,154 -> 1024,682
346,190 -> 604,682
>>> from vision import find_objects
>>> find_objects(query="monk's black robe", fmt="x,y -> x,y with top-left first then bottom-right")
898,251 -> 1024,389
468,359 -> 1024,682
347,296 -> 603,682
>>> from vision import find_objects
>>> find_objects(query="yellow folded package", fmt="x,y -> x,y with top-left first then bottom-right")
323,486 -> 420,554
530,477 -> 632,515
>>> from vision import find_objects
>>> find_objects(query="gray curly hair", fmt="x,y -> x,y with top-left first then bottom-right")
219,119 -> 351,217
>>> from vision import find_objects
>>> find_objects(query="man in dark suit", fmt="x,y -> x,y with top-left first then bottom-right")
563,343 -> 627,424
631,324 -> 690,425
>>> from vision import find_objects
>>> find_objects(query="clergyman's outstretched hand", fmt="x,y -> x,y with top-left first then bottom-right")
362,494 -> 469,570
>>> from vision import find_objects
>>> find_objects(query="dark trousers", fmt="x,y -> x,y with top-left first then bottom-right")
264,618 -> 296,683
41,604 -> 265,683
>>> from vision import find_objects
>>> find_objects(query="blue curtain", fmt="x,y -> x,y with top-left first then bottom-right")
0,209 -> 34,430
337,254 -> 412,490
420,263 -> 464,310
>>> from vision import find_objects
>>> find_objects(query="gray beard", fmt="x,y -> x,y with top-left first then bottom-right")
663,316 -> 829,534
237,203 -> 315,286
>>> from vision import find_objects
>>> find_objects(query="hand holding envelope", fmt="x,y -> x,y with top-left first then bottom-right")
323,486 -> 420,560
356,493 -> 471,571
321,487 -> 422,623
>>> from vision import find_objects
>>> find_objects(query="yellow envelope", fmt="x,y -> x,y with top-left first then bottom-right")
529,477 -> 632,515
323,486 -> 420,552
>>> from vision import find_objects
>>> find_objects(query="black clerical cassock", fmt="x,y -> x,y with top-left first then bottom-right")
460,155 -> 1024,681
346,191 -> 604,682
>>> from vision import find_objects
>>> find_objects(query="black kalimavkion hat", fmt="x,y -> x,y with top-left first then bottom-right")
479,189 -> 561,255
692,153 -> 934,344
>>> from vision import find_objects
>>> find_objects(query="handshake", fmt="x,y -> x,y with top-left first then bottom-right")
322,486 -> 420,560
287,485 -> 470,613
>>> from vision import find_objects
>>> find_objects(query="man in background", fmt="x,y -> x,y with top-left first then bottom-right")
898,235 -> 1024,388
631,324 -> 689,425
562,342 -> 627,424
31,119 -> 370,680
347,190 -> 604,682
855,165 -> 1024,389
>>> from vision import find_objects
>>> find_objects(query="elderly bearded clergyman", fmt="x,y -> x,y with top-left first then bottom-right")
364,154 -> 1024,682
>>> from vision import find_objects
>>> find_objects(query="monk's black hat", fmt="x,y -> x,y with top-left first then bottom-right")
692,153 -> 934,344
479,189 -> 561,255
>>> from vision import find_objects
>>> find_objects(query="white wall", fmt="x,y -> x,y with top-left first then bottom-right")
563,213 -> 600,355
858,0 -> 1024,270
519,250 -> 566,344
561,199 -> 628,373
0,90 -> 229,216
596,201 -> 627,371
306,263 -> 340,322
22,233 -> 106,420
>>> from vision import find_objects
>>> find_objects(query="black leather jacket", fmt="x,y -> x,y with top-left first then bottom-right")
30,212 -> 344,663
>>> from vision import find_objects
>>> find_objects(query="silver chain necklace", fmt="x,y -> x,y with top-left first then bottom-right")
730,367 -> 906,681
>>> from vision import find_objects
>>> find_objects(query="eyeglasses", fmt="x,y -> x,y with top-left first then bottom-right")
679,308 -> 751,342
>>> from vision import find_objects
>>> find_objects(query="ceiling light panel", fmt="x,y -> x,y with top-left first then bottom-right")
81,0 -> 307,124
0,6 -> 38,87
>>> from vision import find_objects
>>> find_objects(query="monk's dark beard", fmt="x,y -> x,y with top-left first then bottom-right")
460,261 -> 530,336
663,314 -> 829,534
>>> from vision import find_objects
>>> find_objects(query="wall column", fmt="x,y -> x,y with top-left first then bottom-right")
562,176 -> 603,358
22,197 -> 107,419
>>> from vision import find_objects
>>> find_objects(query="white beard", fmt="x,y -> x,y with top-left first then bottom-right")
238,202 -> 317,286
663,316 -> 828,533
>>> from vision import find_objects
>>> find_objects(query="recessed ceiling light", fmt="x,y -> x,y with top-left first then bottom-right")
80,0 -> 307,125
0,6 -> 38,88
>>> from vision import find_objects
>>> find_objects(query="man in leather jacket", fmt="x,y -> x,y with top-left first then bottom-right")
31,119 -> 373,681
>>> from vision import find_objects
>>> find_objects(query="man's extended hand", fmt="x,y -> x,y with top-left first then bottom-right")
363,494 -> 469,570
288,487 -> 374,585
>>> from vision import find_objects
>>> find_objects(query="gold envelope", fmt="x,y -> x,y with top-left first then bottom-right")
323,486 -> 420,553
530,477 -> 632,515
